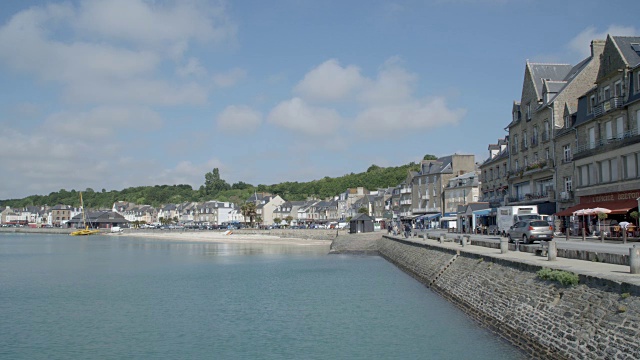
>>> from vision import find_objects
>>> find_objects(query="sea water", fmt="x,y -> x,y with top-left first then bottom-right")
0,234 -> 524,359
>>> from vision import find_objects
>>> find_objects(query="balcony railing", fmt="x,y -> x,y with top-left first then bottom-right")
561,157 -> 573,164
593,96 -> 623,117
400,188 -> 411,194
558,191 -> 574,202
508,192 -> 549,202
575,128 -> 640,155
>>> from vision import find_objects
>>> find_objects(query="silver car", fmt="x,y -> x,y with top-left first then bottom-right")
507,219 -> 553,244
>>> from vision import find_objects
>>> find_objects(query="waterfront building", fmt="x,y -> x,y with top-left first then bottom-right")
506,40 -> 605,216
415,154 -> 476,218
556,35 -> 640,219
443,171 -> 480,214
398,179 -> 413,220
479,138 -> 509,208
553,105 -> 579,215
68,211 -> 129,229
50,204 -> 73,227
157,203 -> 179,223
337,187 -> 369,221
194,201 -> 233,225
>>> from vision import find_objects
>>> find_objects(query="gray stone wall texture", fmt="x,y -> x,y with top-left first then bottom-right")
377,236 -> 640,360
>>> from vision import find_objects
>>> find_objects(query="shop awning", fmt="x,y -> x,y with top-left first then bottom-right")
424,213 -> 441,221
472,209 -> 492,217
555,198 -> 638,217
441,216 -> 457,221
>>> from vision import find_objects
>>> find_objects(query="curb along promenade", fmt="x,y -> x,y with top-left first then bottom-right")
401,229 -> 640,289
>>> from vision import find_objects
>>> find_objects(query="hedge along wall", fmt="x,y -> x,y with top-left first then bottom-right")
377,236 -> 640,360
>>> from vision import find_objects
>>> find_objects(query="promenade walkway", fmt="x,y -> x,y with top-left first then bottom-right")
388,231 -> 640,288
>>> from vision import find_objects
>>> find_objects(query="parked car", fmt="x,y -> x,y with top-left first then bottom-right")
507,220 -> 554,244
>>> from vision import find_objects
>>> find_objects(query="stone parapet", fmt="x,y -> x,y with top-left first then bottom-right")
378,236 -> 640,360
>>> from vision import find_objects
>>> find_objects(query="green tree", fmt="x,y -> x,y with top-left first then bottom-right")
273,217 -> 281,225
423,154 -> 438,160
240,202 -> 257,227
285,216 -> 293,225
232,181 -> 252,190
358,207 -> 369,215
204,168 -> 230,196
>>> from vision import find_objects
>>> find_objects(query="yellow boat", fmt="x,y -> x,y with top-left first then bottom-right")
70,192 -> 100,236
70,228 -> 100,236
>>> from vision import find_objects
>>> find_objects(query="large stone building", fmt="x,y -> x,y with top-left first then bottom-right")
404,154 -> 476,223
479,137 -> 509,208
506,40 -> 605,215
556,35 -> 640,220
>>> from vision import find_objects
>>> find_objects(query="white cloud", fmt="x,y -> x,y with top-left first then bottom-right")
267,98 -> 342,135
354,97 -> 465,134
281,56 -> 465,137
177,57 -> 207,77
213,68 -> 247,88
294,59 -> 365,102
217,105 -> 263,132
568,25 -> 638,59
0,1 -> 225,107
358,57 -> 416,106
154,158 -> 225,188
43,106 -> 164,140
74,0 -> 236,56
63,79 -> 208,106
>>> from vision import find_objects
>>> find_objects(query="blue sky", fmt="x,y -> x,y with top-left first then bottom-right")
1,0 -> 638,200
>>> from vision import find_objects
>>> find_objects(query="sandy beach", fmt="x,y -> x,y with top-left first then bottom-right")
112,230 -> 333,246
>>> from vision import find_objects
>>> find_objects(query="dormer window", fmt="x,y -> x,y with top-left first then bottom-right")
614,80 -> 622,98
588,94 -> 596,114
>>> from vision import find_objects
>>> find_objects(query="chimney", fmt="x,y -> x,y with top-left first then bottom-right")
591,39 -> 605,58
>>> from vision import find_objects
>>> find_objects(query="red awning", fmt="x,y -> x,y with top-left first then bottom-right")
555,198 -> 638,217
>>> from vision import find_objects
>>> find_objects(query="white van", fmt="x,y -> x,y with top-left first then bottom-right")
497,206 -> 541,236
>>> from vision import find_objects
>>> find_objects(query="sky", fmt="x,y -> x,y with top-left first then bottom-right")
1,0 -> 639,200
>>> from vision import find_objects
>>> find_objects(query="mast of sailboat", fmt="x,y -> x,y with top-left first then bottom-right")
80,192 -> 87,230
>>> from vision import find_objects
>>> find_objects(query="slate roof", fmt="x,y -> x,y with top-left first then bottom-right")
528,63 -> 573,100
421,155 -> 454,175
612,36 -> 640,68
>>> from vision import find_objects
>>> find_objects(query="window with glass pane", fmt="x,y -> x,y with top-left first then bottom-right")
614,81 -> 622,97
600,160 -> 610,183
616,117 -> 624,138
564,177 -> 572,192
605,121 -> 613,140
563,145 -> 571,161
580,166 -> 588,186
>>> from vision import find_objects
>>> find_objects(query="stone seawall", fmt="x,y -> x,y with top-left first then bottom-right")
378,236 -> 640,360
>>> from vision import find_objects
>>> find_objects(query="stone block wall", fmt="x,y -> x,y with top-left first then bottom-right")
378,236 -> 640,360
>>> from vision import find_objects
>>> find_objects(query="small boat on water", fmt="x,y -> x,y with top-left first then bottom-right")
70,192 -> 100,236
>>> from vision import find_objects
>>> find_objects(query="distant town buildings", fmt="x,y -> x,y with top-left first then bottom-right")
2,35 -> 639,231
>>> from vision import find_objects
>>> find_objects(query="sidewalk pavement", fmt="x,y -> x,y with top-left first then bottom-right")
389,232 -> 640,287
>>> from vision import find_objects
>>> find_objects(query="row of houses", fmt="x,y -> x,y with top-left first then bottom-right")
3,35 -> 639,231
476,35 -> 640,229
